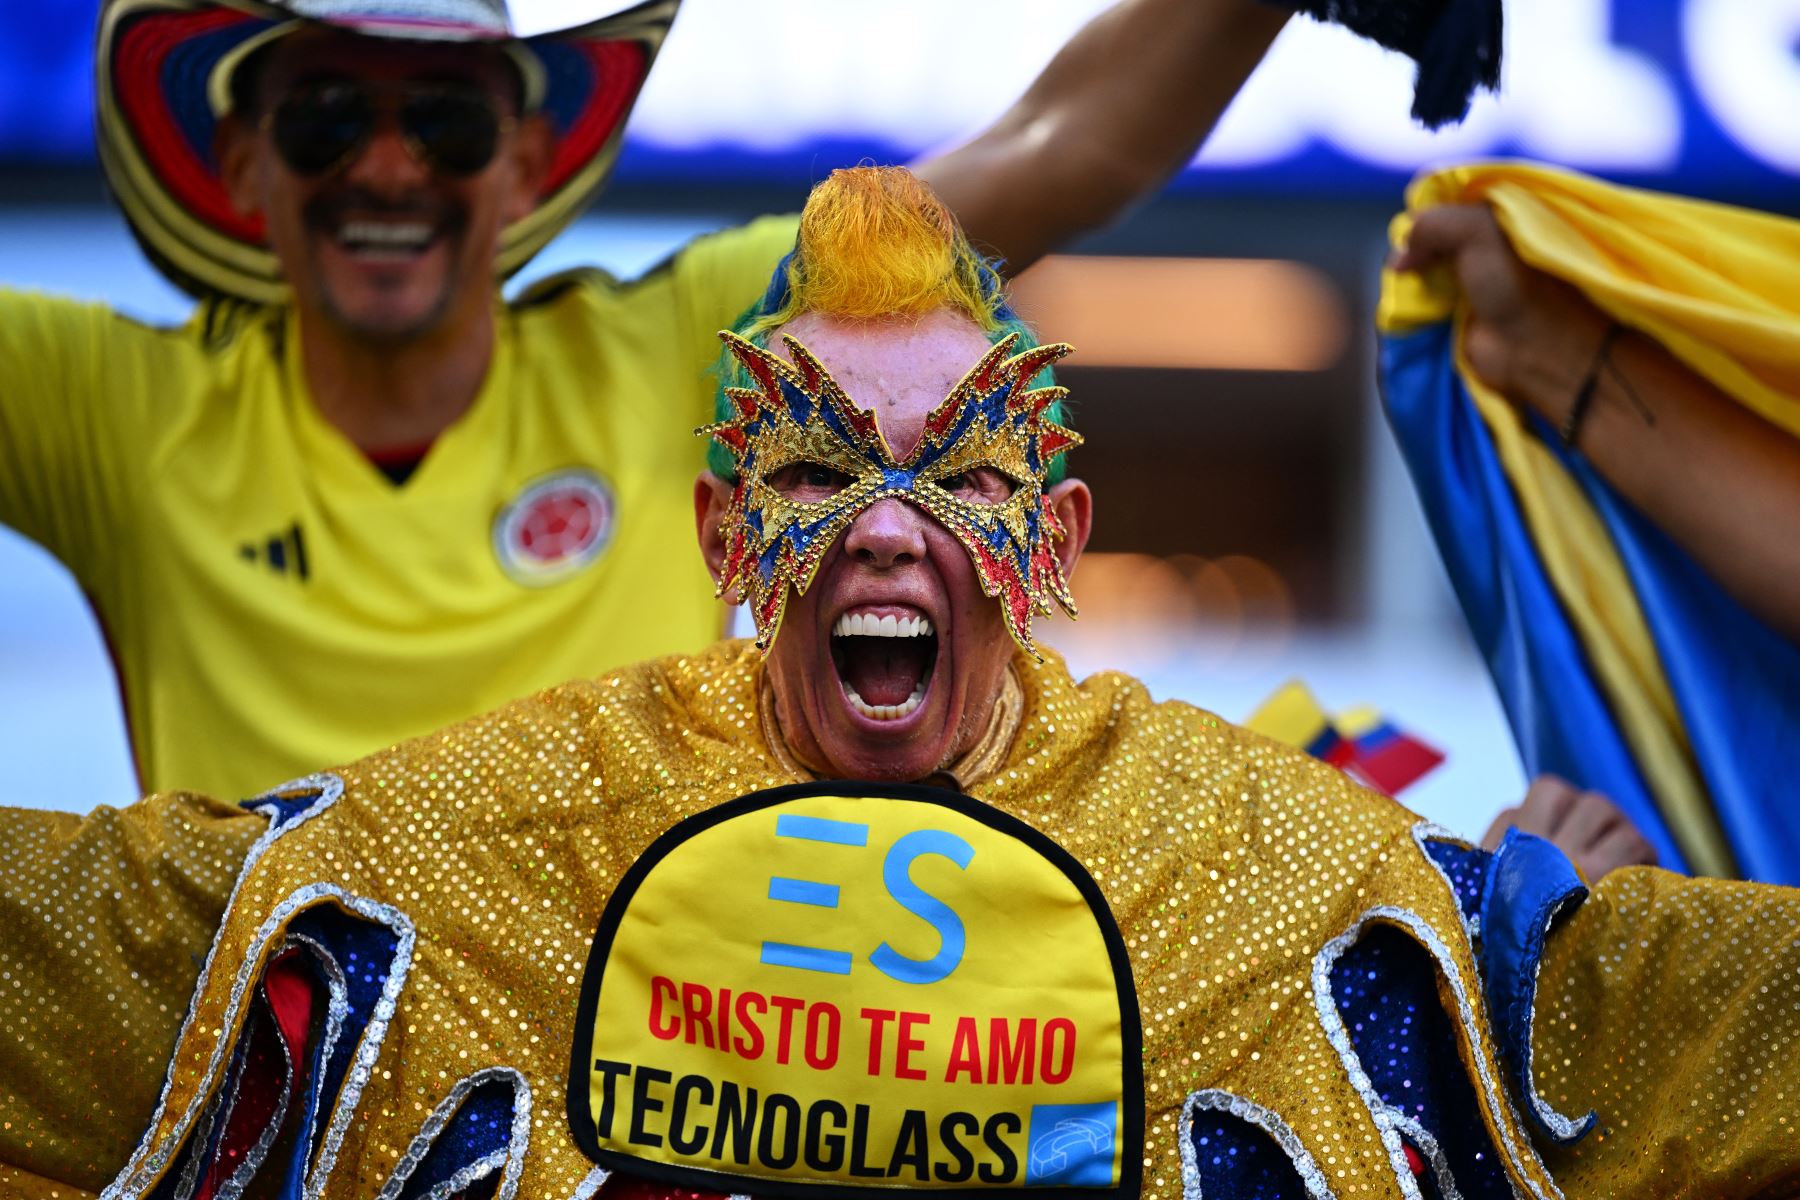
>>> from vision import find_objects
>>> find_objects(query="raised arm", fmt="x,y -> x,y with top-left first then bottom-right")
1395,205 -> 1800,643
0,290 -> 152,594
916,0 -> 1290,273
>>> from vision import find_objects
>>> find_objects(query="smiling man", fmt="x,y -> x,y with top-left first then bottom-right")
4,167 -> 1797,1200
230,31 -> 536,342
0,0 -> 1300,801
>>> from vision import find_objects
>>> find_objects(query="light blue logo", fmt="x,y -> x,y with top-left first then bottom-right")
759,813 -> 974,984
869,829 -> 973,984
1025,1102 -> 1117,1187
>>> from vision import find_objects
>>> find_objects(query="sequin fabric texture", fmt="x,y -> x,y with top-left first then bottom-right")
0,792 -> 263,1194
703,331 -> 1081,656
1530,869 -> 1800,1196
3,642 -> 1799,1198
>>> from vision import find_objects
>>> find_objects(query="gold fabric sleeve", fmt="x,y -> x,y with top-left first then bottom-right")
1530,866 -> 1800,1196
0,792 -> 262,1195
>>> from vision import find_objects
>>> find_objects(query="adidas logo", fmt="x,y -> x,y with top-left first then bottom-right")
239,520 -> 309,581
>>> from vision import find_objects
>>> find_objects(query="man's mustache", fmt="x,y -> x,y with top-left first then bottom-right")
303,189 -> 464,233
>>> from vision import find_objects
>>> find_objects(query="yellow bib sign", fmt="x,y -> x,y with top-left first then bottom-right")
567,782 -> 1142,1196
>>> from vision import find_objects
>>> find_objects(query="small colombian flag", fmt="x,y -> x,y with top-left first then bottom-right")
1244,681 -> 1444,797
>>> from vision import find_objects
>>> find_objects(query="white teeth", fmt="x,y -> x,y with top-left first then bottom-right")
337,220 -> 434,250
844,680 -> 928,721
832,612 -> 935,638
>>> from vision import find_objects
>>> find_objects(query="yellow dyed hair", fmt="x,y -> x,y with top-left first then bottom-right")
741,166 -> 1011,338
713,165 -> 1068,480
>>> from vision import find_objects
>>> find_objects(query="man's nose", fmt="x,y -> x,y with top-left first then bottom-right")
342,119 -> 431,190
843,498 -> 928,568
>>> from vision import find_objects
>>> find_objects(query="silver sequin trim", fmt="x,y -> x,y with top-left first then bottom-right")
105,877 -> 415,1200
376,1066 -> 533,1200
278,932 -> 353,1184
296,886 -> 416,1200
170,1061 -> 233,1200
151,931 -> 344,1200
202,884 -> 415,1200
1312,905 -> 1564,1200
215,994 -> 297,1200
212,930 -> 357,1200
1411,822 -> 1594,1145
1179,1089 -> 1333,1200
1520,888 -> 1596,1144
1387,1110 -> 1464,1200
103,774 -> 348,1200
569,1165 -> 611,1199
1411,822 -> 1482,942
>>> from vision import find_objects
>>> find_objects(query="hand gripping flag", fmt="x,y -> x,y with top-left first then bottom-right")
1376,163 -> 1800,883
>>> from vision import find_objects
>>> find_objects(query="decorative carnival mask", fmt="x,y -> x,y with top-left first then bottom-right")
701,329 -> 1083,658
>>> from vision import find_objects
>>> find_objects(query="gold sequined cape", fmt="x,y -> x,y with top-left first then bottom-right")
3,641 -> 1796,1197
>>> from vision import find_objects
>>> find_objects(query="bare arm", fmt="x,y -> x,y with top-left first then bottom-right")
916,0 -> 1290,274
1397,205 -> 1800,643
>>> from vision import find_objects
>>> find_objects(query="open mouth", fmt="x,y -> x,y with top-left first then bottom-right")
830,609 -> 939,721
332,218 -> 441,263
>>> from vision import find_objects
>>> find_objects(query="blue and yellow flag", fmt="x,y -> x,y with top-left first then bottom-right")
1377,162 -> 1800,883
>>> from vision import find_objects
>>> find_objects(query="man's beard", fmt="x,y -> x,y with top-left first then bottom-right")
304,188 -> 470,343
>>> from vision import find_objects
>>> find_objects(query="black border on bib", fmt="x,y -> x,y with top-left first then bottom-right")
565,780 -> 1145,1199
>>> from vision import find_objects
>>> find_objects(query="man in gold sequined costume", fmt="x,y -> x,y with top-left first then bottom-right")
3,169 -> 1798,1200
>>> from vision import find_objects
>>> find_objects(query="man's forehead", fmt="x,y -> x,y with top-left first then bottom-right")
771,310 -> 992,457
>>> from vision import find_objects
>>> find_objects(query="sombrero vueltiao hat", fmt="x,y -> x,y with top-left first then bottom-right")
97,0 -> 678,304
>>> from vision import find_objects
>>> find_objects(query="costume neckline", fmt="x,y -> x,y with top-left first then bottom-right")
756,661 -> 1024,791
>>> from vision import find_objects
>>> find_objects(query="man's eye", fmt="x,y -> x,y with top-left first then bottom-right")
936,468 -> 1016,504
770,462 -> 854,499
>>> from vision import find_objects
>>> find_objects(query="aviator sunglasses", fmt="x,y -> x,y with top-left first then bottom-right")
264,79 -> 515,177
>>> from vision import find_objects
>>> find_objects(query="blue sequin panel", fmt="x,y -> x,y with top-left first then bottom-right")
1187,1107 -> 1310,1198
393,1079 -> 518,1200
242,787 -> 328,832
1421,838 -> 1490,925
276,905 -> 404,1198
1330,927 -> 1512,1200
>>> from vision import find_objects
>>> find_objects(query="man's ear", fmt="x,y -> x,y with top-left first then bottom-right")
214,114 -> 263,218
502,114 -> 554,225
695,470 -> 737,593
1046,477 -> 1092,581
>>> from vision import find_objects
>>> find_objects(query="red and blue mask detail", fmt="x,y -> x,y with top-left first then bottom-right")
702,329 -> 1082,658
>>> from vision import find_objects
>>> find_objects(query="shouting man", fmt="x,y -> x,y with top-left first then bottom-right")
2,166 -> 1795,1200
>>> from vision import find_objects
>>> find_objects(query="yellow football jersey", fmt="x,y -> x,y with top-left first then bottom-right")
0,215 -> 798,800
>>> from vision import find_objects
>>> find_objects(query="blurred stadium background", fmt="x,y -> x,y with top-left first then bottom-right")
3,0 -> 1796,832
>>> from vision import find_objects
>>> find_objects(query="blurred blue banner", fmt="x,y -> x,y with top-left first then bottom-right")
6,0 -> 1799,205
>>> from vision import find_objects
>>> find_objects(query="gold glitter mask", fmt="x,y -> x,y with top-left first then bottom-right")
702,329 -> 1083,657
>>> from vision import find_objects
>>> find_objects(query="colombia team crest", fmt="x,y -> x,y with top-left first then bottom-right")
568,782 -> 1143,1197
493,467 -> 615,584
